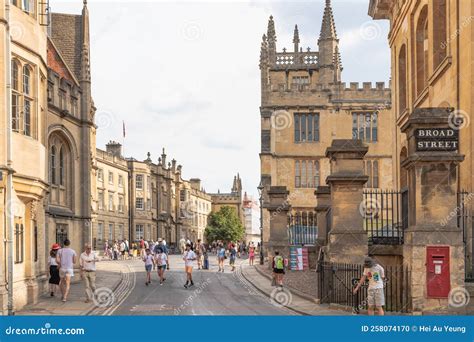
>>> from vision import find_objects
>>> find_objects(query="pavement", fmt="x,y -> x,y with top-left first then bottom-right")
113,255 -> 296,315
17,254 -> 350,316
17,259 -> 130,316
240,260 -> 350,316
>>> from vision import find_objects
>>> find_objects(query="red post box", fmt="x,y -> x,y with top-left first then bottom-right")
426,246 -> 450,298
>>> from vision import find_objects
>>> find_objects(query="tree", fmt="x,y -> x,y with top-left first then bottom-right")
204,206 -> 244,243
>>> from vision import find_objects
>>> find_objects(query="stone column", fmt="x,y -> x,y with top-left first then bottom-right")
265,186 -> 291,261
400,108 -> 465,313
315,186 -> 331,247
325,140 -> 369,264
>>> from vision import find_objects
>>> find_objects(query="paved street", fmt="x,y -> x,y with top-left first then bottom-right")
112,254 -> 296,316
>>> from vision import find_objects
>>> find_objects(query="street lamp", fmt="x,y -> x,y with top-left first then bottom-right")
257,182 -> 264,265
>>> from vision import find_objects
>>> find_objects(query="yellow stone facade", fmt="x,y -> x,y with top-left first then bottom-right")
259,1 -> 393,245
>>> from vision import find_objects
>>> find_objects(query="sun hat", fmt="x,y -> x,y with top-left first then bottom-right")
51,243 -> 61,250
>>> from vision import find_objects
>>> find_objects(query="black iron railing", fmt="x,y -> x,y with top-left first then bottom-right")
363,189 -> 406,245
317,261 -> 411,313
288,212 -> 318,245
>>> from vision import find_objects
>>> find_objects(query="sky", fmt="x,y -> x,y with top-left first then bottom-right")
52,0 -> 390,201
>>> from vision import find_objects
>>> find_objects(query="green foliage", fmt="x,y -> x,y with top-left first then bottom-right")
204,206 -> 244,243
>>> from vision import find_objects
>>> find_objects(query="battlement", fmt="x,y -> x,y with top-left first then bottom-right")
268,80 -> 391,93
272,50 -> 319,69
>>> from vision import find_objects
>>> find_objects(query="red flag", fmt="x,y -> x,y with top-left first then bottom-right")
122,120 -> 126,138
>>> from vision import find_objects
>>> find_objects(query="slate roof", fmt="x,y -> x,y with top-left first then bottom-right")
50,13 -> 83,80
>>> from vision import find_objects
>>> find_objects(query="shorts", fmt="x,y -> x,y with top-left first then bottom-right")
273,268 -> 285,274
145,264 -> 153,272
230,257 -> 235,265
157,265 -> 166,270
367,288 -> 385,307
185,266 -> 193,273
59,268 -> 74,278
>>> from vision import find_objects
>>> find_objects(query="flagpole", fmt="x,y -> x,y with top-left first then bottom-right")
122,120 -> 125,157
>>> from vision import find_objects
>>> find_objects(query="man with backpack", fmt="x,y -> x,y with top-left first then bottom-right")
272,251 -> 285,289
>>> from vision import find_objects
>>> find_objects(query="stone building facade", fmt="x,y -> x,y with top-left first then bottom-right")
369,0 -> 471,312
92,142 -> 129,249
0,0 -> 94,312
209,174 -> 244,224
179,178 -> 212,242
259,0 -> 393,247
46,3 -> 95,259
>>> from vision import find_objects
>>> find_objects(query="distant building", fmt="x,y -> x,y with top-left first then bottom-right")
243,192 -> 261,244
209,174 -> 244,224
179,178 -> 212,242
92,142 -> 129,249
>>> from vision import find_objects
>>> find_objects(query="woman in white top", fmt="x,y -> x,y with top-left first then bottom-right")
154,247 -> 168,285
48,243 -> 61,297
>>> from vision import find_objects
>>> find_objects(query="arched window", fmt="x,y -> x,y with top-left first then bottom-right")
22,65 -> 32,136
23,65 -> 30,95
416,6 -> 429,96
398,45 -> 407,114
11,60 -> 20,132
49,134 -> 72,208
433,0 -> 447,69
59,147 -> 65,186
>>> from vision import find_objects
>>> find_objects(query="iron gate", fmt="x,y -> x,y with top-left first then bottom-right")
363,189 -> 406,245
317,261 -> 411,313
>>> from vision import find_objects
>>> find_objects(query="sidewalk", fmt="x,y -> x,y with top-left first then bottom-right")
17,260 -> 127,316
240,262 -> 350,315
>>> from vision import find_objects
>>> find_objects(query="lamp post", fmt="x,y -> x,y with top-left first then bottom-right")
257,182 -> 264,265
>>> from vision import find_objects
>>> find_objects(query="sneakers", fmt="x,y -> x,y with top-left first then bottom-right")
189,282 -> 194,288
184,281 -> 189,288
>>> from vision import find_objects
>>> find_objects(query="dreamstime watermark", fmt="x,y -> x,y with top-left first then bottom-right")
10,21 -> 25,40
270,287 -> 292,308
359,21 -> 382,41
95,110 -> 116,129
359,198 -> 381,219
448,109 -> 470,131
448,287 -> 470,308
181,21 -> 204,41
264,190 -> 301,226
440,192 -> 474,227
4,323 -> 85,336
441,16 -> 474,50
180,200 -> 195,219
174,278 -> 211,315
270,110 -> 292,131
93,287 -> 115,308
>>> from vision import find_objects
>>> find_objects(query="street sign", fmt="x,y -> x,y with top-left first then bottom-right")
415,128 -> 459,152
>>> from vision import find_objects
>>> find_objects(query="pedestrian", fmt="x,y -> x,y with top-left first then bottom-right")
217,244 -> 226,272
56,239 -> 77,302
123,238 -> 130,259
229,243 -> 237,271
154,247 -> 167,285
48,243 -> 61,297
143,248 -> 154,286
155,238 -> 169,271
179,238 -> 186,254
272,251 -> 285,289
195,239 -> 204,270
119,240 -> 126,260
183,243 -> 197,288
140,238 -> 146,258
248,242 -> 255,266
80,243 -> 99,303
353,257 -> 385,316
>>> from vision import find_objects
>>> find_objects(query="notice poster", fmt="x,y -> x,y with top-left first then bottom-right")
290,246 -> 309,271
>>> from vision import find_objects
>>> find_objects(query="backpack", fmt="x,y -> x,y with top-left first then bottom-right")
274,256 -> 284,270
